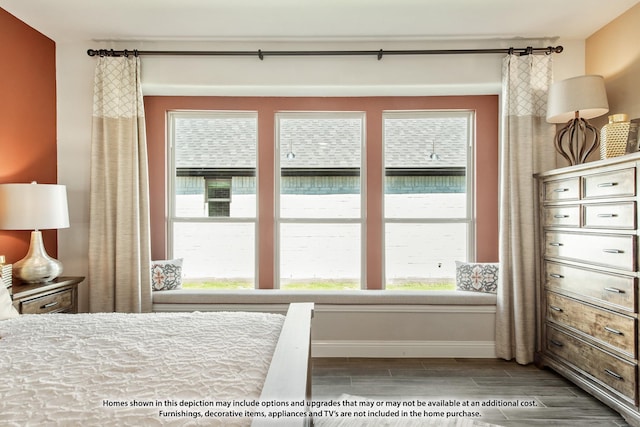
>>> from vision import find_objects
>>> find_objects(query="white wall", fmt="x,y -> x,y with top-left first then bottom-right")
56,37 -> 586,356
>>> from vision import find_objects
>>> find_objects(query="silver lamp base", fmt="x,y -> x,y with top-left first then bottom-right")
13,230 -> 63,283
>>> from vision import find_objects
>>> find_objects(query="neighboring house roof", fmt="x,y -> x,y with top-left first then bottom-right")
174,115 -> 468,170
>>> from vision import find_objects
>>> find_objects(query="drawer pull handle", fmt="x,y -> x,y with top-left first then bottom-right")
604,326 -> 624,336
549,339 -> 564,347
553,188 -> 570,193
598,182 -> 618,188
549,242 -> 563,247
549,305 -> 563,312
604,369 -> 624,381
41,301 -> 59,309
597,213 -> 618,218
604,287 -> 625,294
553,214 -> 570,218
549,273 -> 564,279
603,249 -> 623,254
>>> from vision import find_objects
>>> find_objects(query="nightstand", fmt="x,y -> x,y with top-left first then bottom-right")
10,276 -> 85,314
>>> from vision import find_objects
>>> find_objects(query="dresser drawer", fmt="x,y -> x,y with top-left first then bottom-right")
546,325 -> 637,403
583,168 -> 636,199
546,292 -> 636,358
545,262 -> 636,313
20,289 -> 73,314
544,177 -> 580,202
583,202 -> 636,229
543,205 -> 581,227
545,231 -> 636,271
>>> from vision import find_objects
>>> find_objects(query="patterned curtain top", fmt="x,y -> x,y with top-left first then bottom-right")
502,54 -> 553,118
93,57 -> 144,119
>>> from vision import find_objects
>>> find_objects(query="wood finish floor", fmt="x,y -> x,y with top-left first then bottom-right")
311,357 -> 632,426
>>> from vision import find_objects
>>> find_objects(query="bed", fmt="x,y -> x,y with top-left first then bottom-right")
0,284 -> 313,427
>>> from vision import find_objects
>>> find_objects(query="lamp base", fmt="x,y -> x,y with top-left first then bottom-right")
13,231 -> 63,283
554,116 -> 600,166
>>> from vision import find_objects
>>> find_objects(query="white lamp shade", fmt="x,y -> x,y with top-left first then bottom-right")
546,75 -> 609,123
0,183 -> 69,230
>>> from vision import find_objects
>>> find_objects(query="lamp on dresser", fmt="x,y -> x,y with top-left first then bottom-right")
546,74 -> 609,166
0,182 -> 69,283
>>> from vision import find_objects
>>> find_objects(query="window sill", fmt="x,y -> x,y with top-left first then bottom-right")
152,289 -> 496,306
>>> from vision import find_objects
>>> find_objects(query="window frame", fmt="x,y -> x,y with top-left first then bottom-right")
146,95 -> 499,291
167,110 -> 259,287
274,111 -> 367,289
382,110 -> 476,288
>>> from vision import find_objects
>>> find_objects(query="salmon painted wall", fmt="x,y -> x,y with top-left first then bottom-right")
0,8 -> 57,264
145,95 -> 499,288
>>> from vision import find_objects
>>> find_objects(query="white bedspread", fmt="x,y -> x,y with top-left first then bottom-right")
0,311 -> 284,426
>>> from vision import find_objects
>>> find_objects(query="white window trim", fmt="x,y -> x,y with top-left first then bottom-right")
167,110 -> 259,287
381,110 -> 476,288
274,111 -> 367,289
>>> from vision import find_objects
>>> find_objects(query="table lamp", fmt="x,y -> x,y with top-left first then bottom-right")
546,75 -> 609,165
0,182 -> 70,283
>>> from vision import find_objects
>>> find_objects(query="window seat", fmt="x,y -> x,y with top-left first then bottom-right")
152,289 -> 496,310
152,290 -> 497,357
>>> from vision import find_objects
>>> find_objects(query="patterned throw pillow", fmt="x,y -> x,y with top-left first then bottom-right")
151,259 -> 183,291
455,261 -> 499,293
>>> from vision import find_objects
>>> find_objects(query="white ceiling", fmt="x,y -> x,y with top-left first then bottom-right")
1,0 -> 638,43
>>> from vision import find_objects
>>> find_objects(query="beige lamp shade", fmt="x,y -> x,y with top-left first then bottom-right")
546,75 -> 609,123
0,183 -> 69,231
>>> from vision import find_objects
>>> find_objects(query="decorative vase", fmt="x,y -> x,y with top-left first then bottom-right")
600,113 -> 630,159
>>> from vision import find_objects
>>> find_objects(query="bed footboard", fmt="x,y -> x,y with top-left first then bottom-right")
252,302 -> 314,427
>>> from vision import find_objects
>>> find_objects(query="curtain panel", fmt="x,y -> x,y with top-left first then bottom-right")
89,57 -> 152,313
497,54 -> 556,363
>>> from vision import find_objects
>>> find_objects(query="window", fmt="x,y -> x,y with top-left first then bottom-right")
276,113 -> 365,290
206,178 -> 232,217
168,111 -> 257,289
383,111 -> 474,290
151,96 -> 498,292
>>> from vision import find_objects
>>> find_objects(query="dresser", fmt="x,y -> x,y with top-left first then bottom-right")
536,153 -> 640,426
11,276 -> 85,314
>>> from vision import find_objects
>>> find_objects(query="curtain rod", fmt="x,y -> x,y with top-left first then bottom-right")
87,45 -> 563,60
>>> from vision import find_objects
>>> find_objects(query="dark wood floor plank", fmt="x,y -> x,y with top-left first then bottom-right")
311,357 -> 632,426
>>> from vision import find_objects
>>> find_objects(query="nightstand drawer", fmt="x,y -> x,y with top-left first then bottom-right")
544,177 -> 580,202
583,202 -> 636,229
544,231 -> 636,271
546,325 -> 637,403
546,292 -> 636,358
583,168 -> 636,199
20,289 -> 73,314
543,205 -> 580,227
545,262 -> 636,313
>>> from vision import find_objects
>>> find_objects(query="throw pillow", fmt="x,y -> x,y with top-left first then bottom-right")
151,259 -> 183,291
455,261 -> 499,293
0,282 -> 19,320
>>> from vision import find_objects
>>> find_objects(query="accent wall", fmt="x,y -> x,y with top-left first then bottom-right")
0,8 -> 57,264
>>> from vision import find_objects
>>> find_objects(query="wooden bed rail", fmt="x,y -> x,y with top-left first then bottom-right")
252,302 -> 314,427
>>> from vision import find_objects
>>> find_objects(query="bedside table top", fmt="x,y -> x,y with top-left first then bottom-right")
11,276 -> 85,300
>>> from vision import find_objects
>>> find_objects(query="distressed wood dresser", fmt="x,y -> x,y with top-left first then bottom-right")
535,152 -> 640,426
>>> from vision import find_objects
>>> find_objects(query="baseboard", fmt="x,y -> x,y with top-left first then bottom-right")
312,339 -> 497,358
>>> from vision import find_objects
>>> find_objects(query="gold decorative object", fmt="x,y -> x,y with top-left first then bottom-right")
600,114 -> 630,159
